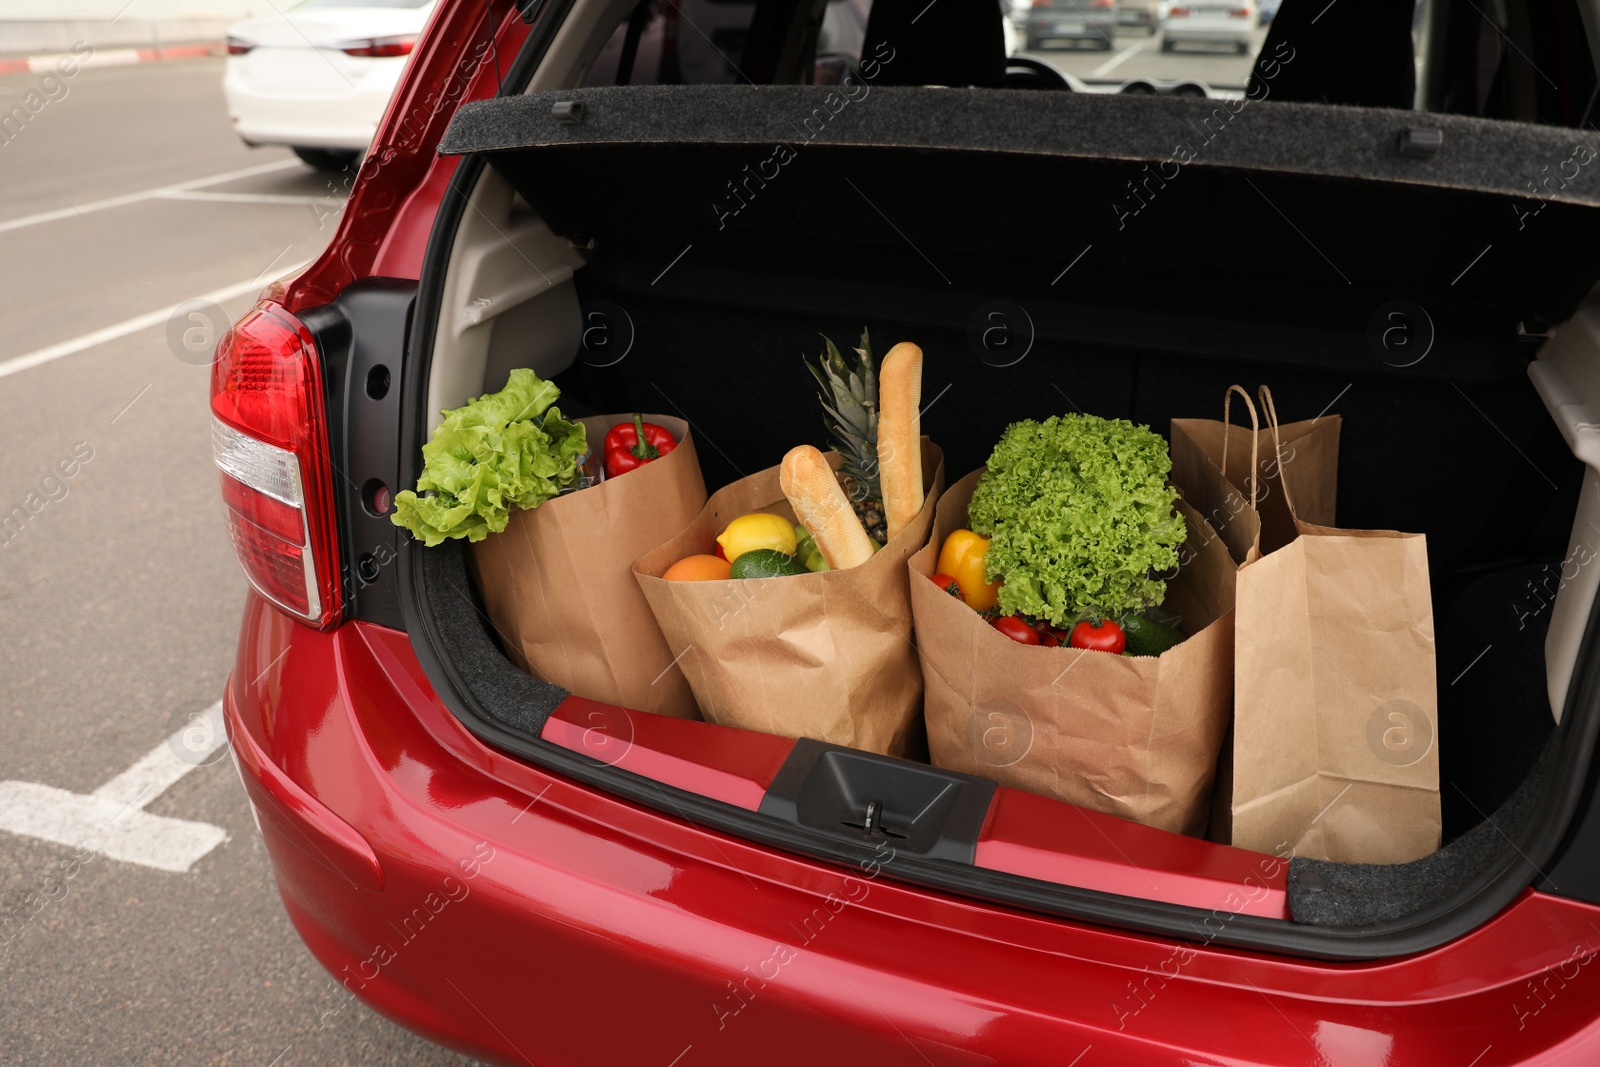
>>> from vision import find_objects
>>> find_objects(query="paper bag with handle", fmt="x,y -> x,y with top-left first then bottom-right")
911,469 -> 1236,835
634,439 -> 945,757
1169,386 -> 1336,843
1170,384 -> 1339,562
1229,387 -> 1440,864
469,414 -> 706,719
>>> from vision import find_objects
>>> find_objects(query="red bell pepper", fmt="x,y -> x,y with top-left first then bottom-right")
603,414 -> 677,478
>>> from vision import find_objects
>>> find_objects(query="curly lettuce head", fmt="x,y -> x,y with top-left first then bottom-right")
391,368 -> 588,546
967,413 -> 1185,626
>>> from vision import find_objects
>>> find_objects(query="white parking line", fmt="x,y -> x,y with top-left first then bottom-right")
1089,37 -> 1157,78
0,701 -> 229,873
0,259 -> 313,382
160,190 -> 335,207
0,159 -> 303,236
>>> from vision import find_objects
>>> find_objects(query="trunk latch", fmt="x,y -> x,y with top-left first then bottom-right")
843,798 -> 907,841
759,740 -> 996,863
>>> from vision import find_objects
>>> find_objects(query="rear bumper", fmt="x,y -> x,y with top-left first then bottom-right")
1163,25 -> 1252,43
1029,18 -> 1117,39
222,57 -> 394,150
227,592 -> 1600,1066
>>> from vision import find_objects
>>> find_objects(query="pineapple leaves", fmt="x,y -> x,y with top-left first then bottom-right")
804,328 -> 885,531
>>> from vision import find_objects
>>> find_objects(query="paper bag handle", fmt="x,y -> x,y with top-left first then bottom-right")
1256,384 -> 1295,515
1219,385 -> 1260,510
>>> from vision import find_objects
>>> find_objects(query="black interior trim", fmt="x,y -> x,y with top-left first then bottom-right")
309,280 -> 415,630
739,0 -> 805,84
613,0 -> 651,86
759,739 -> 998,863
1537,703 -> 1600,906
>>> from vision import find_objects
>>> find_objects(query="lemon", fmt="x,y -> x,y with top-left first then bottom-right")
716,513 -> 798,563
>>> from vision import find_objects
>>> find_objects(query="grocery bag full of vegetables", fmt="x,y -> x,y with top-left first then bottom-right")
909,414 -> 1235,835
634,437 -> 945,757
392,369 -> 707,719
633,334 -> 945,756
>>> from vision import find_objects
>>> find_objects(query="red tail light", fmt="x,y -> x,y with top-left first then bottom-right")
338,35 -> 417,58
1230,6 -> 1251,15
1091,0 -> 1115,7
1032,0 -> 1053,9
1169,5 -> 1190,14
210,303 -> 342,629
226,37 -> 255,55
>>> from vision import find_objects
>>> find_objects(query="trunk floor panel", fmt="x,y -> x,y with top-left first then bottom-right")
1290,740 -> 1556,926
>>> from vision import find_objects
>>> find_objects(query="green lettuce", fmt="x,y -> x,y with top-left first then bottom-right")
967,413 -> 1185,626
391,368 -> 588,546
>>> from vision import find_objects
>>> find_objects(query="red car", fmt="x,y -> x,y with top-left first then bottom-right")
214,0 -> 1600,1063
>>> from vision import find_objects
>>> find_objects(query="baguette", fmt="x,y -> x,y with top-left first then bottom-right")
877,341 -> 924,541
780,445 -> 876,569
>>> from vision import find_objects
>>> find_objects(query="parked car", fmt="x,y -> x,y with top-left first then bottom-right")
1118,0 -> 1160,33
1257,0 -> 1281,22
1160,0 -> 1256,53
1026,0 -> 1117,50
214,0 -> 1600,1062
222,0 -> 435,171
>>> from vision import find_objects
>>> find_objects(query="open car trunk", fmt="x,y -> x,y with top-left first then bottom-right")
394,83 -> 1600,958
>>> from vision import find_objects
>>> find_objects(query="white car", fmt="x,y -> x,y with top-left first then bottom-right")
223,0 -> 435,171
1160,0 -> 1256,54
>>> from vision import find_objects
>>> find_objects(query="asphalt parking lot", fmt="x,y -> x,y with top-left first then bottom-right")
0,55 -> 480,1066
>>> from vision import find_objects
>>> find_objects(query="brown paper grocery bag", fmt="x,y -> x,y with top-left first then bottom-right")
1229,389 -> 1440,864
469,414 -> 705,719
634,440 -> 944,756
1170,386 -> 1341,844
1171,384 -> 1339,558
912,470 -> 1235,835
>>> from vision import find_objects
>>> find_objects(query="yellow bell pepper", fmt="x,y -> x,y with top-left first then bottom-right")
936,529 -> 1002,611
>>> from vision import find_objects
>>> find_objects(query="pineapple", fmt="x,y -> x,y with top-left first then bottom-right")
805,329 -> 888,545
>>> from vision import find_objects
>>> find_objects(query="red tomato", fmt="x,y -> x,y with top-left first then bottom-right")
991,616 -> 1041,645
1069,619 -> 1127,654
929,572 -> 963,598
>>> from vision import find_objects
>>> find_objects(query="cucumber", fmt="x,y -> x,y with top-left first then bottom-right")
1122,613 -> 1186,657
730,549 -> 809,579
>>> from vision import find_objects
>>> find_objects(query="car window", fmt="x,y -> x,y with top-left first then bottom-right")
1022,0 -> 1595,124
582,0 -> 1597,128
